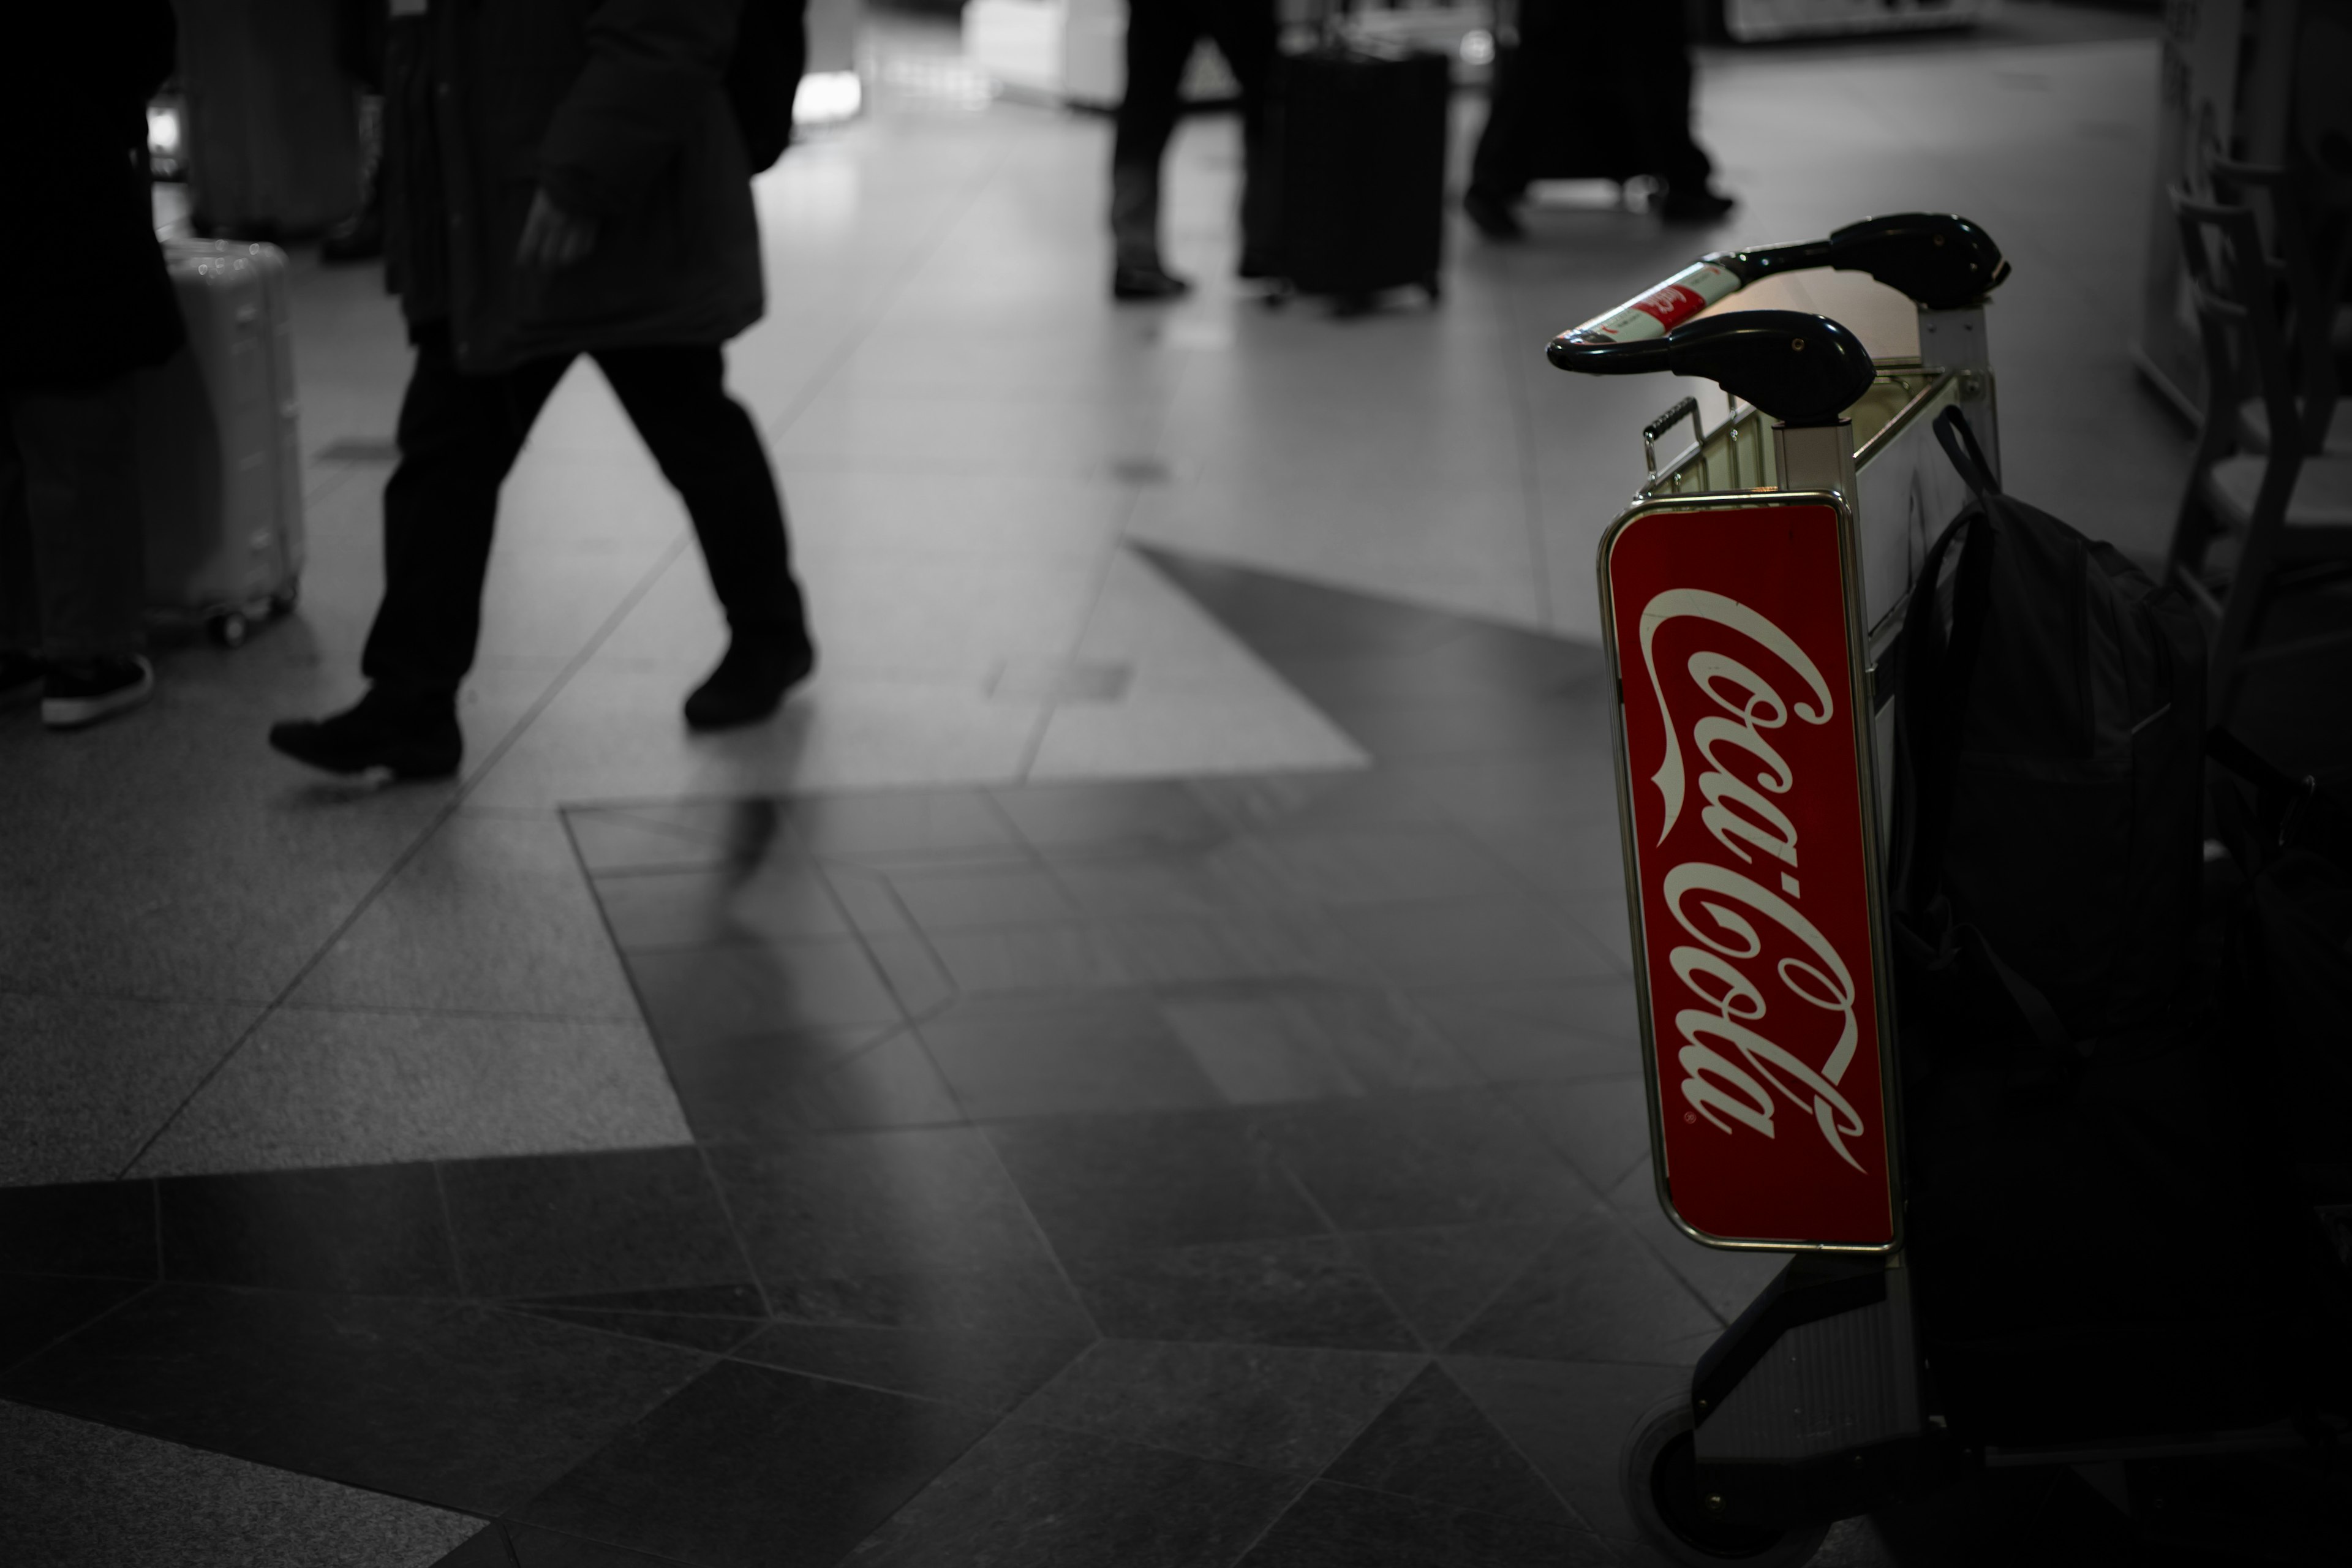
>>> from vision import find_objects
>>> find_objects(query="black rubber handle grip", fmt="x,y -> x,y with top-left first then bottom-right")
1642,397 -> 1701,446
1548,310 -> 1877,427
1714,213 -> 2008,309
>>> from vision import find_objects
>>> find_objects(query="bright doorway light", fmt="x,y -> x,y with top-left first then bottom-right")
794,71 -> 863,126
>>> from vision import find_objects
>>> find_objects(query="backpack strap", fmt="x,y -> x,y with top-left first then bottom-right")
1932,405 -> 1999,497
1893,491 -> 1998,913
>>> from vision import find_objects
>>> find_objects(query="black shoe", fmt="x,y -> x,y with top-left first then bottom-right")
1112,263 -> 1193,303
1659,187 -> 1737,224
268,688 -> 462,778
684,637 -> 815,732
42,655 -> 154,730
0,649 -> 43,709
1463,188 -> 1525,241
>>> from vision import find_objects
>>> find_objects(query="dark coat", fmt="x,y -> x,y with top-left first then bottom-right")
0,4 -> 185,391
388,0 -> 764,374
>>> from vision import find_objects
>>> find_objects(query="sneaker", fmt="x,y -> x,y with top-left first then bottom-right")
267,688 -> 462,779
42,655 -> 154,730
1112,263 -> 1193,303
684,637 -> 815,731
1,650 -> 43,709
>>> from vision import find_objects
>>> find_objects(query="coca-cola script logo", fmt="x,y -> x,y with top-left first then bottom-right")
1609,504 -> 1890,1244
1639,589 -> 1866,1171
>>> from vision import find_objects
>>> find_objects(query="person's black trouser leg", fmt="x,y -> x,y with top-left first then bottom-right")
0,380 -> 148,663
591,344 -> 810,655
360,326 -> 568,702
1469,48 -> 1539,205
1202,0 -> 1278,268
1112,0 -> 1204,271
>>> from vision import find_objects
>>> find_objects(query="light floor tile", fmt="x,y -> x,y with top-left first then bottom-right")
0,1401 -> 480,1568
0,996 -> 261,1187
130,1007 -> 688,1177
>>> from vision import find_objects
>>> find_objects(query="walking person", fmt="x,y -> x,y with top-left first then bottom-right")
1,2 -> 183,731
270,0 -> 815,780
1109,0 -> 1280,300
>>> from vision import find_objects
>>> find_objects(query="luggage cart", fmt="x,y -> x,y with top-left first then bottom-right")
1547,216 -> 2345,1564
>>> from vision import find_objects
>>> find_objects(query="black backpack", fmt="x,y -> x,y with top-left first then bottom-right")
725,0 -> 809,175
1891,406 -> 2209,1046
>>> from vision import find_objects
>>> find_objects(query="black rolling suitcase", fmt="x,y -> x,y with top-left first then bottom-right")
1274,40 -> 1450,309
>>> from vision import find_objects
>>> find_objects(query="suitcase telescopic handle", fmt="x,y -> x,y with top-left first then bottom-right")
1548,213 -> 2008,358
1550,310 -> 1877,428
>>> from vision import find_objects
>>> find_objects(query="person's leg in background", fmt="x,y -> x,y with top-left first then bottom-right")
1464,42 -> 1538,241
1111,0 -> 1205,299
1202,0 -> 1280,277
268,323 -> 569,777
0,379 -> 154,731
592,342 -> 815,729
1633,5 -> 1733,222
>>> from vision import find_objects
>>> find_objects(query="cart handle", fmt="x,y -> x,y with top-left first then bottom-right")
1550,310 -> 1876,428
1550,213 -> 2008,355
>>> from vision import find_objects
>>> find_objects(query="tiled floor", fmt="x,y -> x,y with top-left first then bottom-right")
6,4 -> 2345,1564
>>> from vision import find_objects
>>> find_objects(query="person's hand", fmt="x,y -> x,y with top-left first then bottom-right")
515,187 -> 597,271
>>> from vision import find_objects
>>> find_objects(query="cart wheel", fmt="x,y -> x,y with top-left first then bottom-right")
1619,1394 -> 1831,1567
207,611 -> 250,650
268,581 -> 300,617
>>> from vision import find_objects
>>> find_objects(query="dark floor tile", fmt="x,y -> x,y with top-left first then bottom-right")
990,780 -> 1229,854
1441,1355 -> 1687,1545
1137,546 -> 1466,662
764,1256 -> 1095,1340
1343,1224 -> 1558,1350
0,1180 -> 156,1277
0,1284 -> 708,1515
1159,982 -> 1480,1104
565,810 -> 746,876
1065,1236 -> 1416,1352
668,1028 -> 965,1140
1188,771 -> 1449,836
505,1305 -> 766,1355
1446,1205 -> 1724,1363
733,1321 -> 1088,1411
158,1163 -> 456,1296
847,1417 -> 1302,1568
861,931 -> 959,1019
518,1283 -> 767,1317
1256,1091 -> 1591,1231
921,922 -> 1129,995
984,1110 -> 1325,1256
625,939 -> 903,1042
594,801 -> 797,862
590,863 -> 848,952
431,1523 -> 521,1568
916,993 -> 1223,1120
0,1275 -> 149,1374
1316,694 -> 1613,766
1253,822 -> 1522,908
1091,915 -> 1362,988
505,1520 -> 701,1567
440,1148 -> 750,1302
1235,1479 -> 1615,1567
1329,897 -> 1620,987
1602,1158 -> 1782,1327
821,863 -> 916,937
884,863 -> 1077,929
518,1360 -> 992,1568
1019,1339 -> 1423,1474
1392,758 -> 1619,837
786,789 -> 1023,862
1510,1076 -> 1656,1193
1323,1363 -> 1576,1526
1411,983 -> 1642,1085
1047,848 -> 1299,922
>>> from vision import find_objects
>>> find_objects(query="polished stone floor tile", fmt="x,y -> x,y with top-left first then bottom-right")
566,810 -> 752,877
1322,1363 -> 1577,1526
883,862 -> 1078,930
1159,982 -> 1480,1104
0,1276 -> 151,1378
1234,1479 -> 1617,1568
515,1360 -> 993,1568
988,780 -> 1229,854
733,1321 -> 1088,1412
985,1109 -> 1324,1256
1510,1076 -> 1657,1194
1603,1159 -> 1784,1327
0,1398 -> 482,1568
129,1009 -> 690,1178
783,788 -> 1022,863
0,1179 -> 157,1277
503,1303 -> 766,1357
625,939 -> 906,1042
439,1148 -> 749,1302
589,863 -> 851,952
1063,1235 -> 1417,1353
0,1285 -> 709,1516
1408,983 -> 1643,1086
664,1028 -> 965,1140
846,1417 -> 1304,1568
1342,1223 -> 1560,1352
1017,1339 -> 1424,1474
1441,1355 -> 1689,1548
473,1520 -> 699,1567
1251,823 -> 1524,909
1253,1091 -> 1592,1233
916,993 -> 1224,1120
1327,897 -> 1623,989
159,1163 -> 456,1296
917,922 -> 1129,995
1445,1206 -> 1725,1365
1045,848 -> 1303,922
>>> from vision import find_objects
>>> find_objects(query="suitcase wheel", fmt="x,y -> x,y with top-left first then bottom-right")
207,611 -> 251,650
1618,1393 -> 1830,1567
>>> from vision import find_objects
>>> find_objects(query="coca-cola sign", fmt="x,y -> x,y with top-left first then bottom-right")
1604,502 -> 1895,1248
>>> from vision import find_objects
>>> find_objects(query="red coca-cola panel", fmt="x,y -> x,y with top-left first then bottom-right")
1605,503 -> 1893,1247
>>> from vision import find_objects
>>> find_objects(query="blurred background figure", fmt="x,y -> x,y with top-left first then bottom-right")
1465,0 -> 1735,239
0,2 -> 183,731
1109,0 -> 1279,300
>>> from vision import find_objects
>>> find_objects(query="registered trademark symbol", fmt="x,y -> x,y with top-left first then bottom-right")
1684,1112 -> 1697,1125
